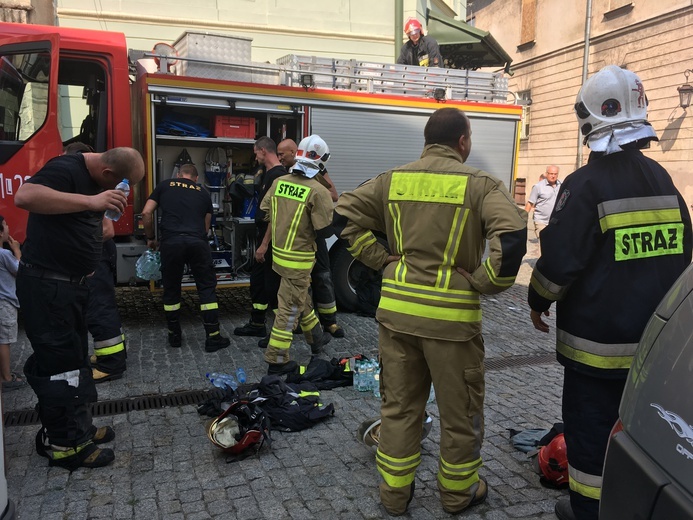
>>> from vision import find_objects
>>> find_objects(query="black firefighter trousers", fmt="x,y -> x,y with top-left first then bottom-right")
160,235 -> 221,336
16,271 -> 98,448
562,368 -> 626,520
86,239 -> 126,375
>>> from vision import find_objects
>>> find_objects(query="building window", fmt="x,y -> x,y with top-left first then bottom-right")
520,0 -> 536,46
518,90 -> 531,139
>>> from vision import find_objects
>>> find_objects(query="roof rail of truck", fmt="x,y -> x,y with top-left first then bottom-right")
142,51 -> 511,104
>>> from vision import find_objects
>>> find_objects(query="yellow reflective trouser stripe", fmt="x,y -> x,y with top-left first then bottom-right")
529,269 -> 568,301
438,457 -> 482,491
94,334 -> 124,349
94,342 -> 125,356
483,257 -> 516,288
436,207 -> 467,289
300,311 -> 319,328
253,303 -> 268,311
316,304 -> 337,314
599,208 -> 682,233
298,391 -> 320,397
557,330 -> 635,370
164,303 -> 181,311
348,231 -> 377,258
569,465 -> 602,500
299,365 -> 307,375
379,295 -> 481,323
376,449 -> 421,487
200,302 -> 218,311
269,328 -> 292,349
51,441 -> 91,460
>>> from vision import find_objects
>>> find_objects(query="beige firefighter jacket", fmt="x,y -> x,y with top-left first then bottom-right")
261,173 -> 334,279
335,144 -> 527,341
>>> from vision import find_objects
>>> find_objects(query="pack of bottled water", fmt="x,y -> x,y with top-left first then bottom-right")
354,359 -> 381,397
135,249 -> 162,280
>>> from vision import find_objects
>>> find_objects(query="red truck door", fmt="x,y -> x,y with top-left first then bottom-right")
0,32 -> 61,243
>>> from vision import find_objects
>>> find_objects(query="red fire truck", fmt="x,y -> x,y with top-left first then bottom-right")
0,22 -> 522,311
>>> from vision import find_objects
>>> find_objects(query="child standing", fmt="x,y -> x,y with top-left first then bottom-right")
0,214 -> 24,390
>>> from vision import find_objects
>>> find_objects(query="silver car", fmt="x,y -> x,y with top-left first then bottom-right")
600,262 -> 693,519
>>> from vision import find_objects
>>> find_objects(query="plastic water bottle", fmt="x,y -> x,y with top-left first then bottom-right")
373,365 -> 381,398
362,361 -> 374,392
236,367 -> 247,384
105,179 -> 130,221
206,372 -> 238,391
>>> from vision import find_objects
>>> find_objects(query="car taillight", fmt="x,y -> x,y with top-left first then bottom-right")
609,419 -> 623,439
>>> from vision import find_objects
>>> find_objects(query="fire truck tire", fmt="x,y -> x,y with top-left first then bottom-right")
330,238 -> 386,314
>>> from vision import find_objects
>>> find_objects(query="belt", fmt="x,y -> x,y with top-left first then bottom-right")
19,263 -> 88,285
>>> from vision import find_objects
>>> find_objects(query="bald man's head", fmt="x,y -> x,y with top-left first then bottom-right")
277,139 -> 298,169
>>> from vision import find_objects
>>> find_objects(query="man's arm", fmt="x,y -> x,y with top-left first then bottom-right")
141,198 -> 159,249
205,213 -> 212,234
255,225 -> 272,263
321,172 -> 339,202
102,217 -> 115,241
15,183 -> 126,215
524,201 -> 535,213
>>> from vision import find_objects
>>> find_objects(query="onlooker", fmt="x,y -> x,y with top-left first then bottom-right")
334,107 -> 527,515
142,164 -> 230,352
528,65 -> 693,520
15,147 -> 144,470
64,143 -> 127,383
0,214 -> 24,391
525,165 -> 560,241
257,135 -> 335,374
277,138 -> 344,338
397,18 -> 443,68
233,137 -> 287,345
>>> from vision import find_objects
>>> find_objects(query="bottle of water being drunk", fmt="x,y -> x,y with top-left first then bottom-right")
104,179 -> 130,221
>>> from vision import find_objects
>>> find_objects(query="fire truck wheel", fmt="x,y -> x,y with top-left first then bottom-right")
330,238 -> 386,315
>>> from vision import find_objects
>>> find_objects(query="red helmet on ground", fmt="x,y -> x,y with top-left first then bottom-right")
404,18 -> 423,36
537,433 -> 569,487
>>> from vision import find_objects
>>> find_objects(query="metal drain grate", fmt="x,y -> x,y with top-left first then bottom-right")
3,388 -> 220,428
4,355 -> 556,427
485,353 -> 556,371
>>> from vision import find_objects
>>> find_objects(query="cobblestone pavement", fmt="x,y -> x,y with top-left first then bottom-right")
1,236 -> 568,519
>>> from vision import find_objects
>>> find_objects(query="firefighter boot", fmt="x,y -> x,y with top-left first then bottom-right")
234,320 -> 267,337
305,324 -> 331,356
204,323 -> 230,353
442,476 -> 488,514
168,320 -> 182,348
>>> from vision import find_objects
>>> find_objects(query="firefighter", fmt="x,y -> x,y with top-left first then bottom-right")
257,135 -> 335,374
527,65 -> 693,520
397,18 -> 443,68
15,147 -> 145,470
87,217 -> 127,382
64,143 -> 127,383
233,137 -> 287,345
333,108 -> 527,515
277,138 -> 345,338
141,164 -> 230,352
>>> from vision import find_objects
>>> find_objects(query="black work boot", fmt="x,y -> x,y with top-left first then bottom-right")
308,326 -> 331,356
266,360 -> 298,376
234,320 -> 267,337
92,426 -> 115,444
168,321 -> 182,348
554,498 -> 576,520
257,335 -> 270,349
48,441 -> 115,471
324,323 -> 345,338
204,323 -> 230,352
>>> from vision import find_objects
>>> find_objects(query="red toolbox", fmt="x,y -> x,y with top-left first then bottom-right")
213,116 -> 256,139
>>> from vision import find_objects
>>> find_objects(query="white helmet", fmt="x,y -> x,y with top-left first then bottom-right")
293,134 -> 330,178
574,65 -> 648,140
